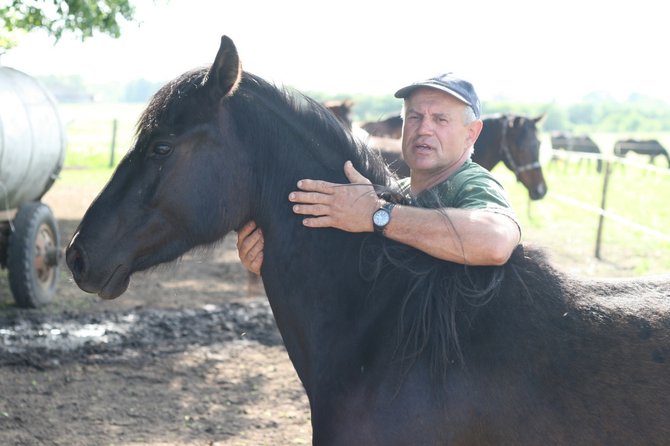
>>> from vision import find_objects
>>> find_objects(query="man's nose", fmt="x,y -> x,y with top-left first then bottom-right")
417,118 -> 434,134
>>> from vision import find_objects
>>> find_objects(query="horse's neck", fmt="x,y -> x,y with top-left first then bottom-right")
259,226 -> 375,392
237,94 -> 401,389
473,119 -> 504,170
246,141 -> 367,387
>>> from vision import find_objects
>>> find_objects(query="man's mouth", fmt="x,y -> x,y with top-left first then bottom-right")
414,143 -> 433,154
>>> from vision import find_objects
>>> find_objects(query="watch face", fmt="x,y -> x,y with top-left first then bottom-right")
373,209 -> 390,227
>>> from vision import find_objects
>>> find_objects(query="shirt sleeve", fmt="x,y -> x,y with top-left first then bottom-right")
453,174 -> 522,238
453,175 -> 513,210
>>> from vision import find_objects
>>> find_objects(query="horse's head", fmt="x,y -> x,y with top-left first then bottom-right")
502,114 -> 547,200
66,36 -> 252,299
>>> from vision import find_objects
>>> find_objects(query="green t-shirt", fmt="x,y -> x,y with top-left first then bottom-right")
397,159 -> 520,229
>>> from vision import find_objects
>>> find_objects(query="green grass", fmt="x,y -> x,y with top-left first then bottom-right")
60,102 -> 145,168
494,156 -> 670,276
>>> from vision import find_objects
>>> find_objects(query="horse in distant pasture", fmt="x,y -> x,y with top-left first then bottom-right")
323,99 -> 370,143
371,114 -> 548,200
362,115 -> 403,139
551,132 -> 603,172
323,99 -> 354,130
613,139 -> 670,168
66,35 -> 670,445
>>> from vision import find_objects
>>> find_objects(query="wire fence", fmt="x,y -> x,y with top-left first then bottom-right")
547,149 -> 670,258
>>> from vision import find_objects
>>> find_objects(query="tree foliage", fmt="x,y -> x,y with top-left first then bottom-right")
1,0 -> 136,49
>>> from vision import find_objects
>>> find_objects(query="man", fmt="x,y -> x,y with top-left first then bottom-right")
237,73 -> 521,274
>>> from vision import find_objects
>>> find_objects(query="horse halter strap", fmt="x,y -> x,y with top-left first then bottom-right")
500,117 -> 542,179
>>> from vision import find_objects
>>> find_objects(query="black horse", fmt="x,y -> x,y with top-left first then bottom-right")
551,132 -> 604,173
370,114 -> 547,200
66,36 -> 670,445
614,139 -> 670,168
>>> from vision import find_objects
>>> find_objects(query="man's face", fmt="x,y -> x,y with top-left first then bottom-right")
401,88 -> 479,177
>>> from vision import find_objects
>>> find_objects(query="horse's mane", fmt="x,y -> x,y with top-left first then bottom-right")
230,73 -> 394,192
139,68 -> 529,385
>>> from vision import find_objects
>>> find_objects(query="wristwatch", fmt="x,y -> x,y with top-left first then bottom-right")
372,202 -> 395,234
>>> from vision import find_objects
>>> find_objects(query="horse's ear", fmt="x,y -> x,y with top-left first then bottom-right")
205,35 -> 242,100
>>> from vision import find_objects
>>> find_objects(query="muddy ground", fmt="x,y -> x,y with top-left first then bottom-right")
0,178 -> 310,445
0,170 -> 666,445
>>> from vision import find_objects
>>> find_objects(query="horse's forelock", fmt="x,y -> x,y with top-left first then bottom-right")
135,68 -> 211,141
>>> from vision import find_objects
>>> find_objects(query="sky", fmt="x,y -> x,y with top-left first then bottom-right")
2,0 -> 669,104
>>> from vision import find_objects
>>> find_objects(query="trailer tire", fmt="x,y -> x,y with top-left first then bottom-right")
7,202 -> 60,308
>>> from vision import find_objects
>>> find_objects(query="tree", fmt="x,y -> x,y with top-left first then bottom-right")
1,0 -> 137,49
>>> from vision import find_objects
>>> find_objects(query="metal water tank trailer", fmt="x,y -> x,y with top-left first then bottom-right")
0,65 -> 66,307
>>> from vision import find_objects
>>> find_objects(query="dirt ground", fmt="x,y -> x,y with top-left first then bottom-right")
0,177 -> 311,446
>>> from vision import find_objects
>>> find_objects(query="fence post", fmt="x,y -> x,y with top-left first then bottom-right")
594,159 -> 612,259
109,119 -> 118,168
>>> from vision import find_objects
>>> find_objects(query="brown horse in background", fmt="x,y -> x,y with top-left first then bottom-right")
323,99 -> 354,130
362,115 -> 403,139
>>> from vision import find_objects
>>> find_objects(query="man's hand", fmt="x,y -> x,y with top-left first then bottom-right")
237,162 -> 381,275
236,220 -> 264,275
290,161 -> 380,232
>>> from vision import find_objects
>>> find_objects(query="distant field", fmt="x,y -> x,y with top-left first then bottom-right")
60,102 -> 145,168
494,152 -> 670,277
57,102 -> 670,277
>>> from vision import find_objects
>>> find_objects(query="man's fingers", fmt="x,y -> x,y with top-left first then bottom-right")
236,220 -> 257,245
237,227 -> 263,258
246,237 -> 264,261
235,221 -> 264,275
238,229 -> 264,275
289,191 -> 332,204
292,203 -> 328,216
248,252 -> 263,275
344,160 -> 371,184
296,179 -> 336,193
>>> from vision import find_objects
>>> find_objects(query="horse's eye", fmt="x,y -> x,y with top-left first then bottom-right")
152,143 -> 173,157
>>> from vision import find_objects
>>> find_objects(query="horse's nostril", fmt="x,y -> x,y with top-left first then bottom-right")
66,245 -> 86,282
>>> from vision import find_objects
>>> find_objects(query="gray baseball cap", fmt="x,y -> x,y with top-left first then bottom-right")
394,73 -> 481,119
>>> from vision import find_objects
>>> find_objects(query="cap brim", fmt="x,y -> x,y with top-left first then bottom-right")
394,83 -> 472,108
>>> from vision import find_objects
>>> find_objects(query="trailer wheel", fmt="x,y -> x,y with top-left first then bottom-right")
7,202 -> 61,308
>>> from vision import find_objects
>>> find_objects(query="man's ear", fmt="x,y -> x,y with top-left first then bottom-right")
467,119 -> 484,147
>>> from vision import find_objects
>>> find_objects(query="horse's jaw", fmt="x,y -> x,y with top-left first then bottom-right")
96,265 -> 132,300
